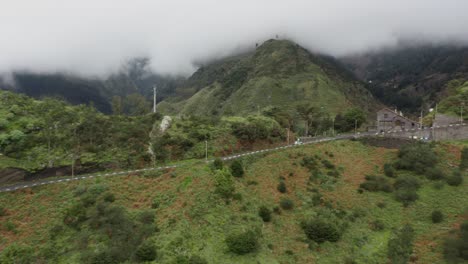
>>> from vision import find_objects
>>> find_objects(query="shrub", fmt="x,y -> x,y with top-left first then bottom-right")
431,210 -> 444,223
277,181 -> 287,193
279,198 -> 294,210
394,176 -> 421,190
103,192 -> 116,203
135,240 -> 157,262
321,159 -> 335,169
425,167 -> 445,181
0,206 -> 6,217
301,219 -> 341,243
395,142 -> 438,174
383,163 -> 396,178
460,147 -> 468,170
230,160 -> 244,177
214,169 -> 235,200
0,243 -> 35,264
225,230 -> 259,255
394,188 -> 419,207
359,175 -> 393,192
301,156 -> 318,171
213,158 -> 224,170
258,206 -> 272,222
376,201 -> 386,209
370,220 -> 385,231
443,220 -> 468,262
387,224 -> 415,264
446,170 -> 463,186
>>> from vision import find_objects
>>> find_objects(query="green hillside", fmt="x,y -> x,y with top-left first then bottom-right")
437,79 -> 468,118
0,140 -> 466,263
158,39 -> 378,116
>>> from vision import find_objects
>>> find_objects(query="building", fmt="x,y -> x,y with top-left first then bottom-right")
377,108 -> 420,133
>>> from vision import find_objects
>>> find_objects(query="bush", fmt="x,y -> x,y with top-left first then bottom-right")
279,198 -> 294,210
395,142 -> 438,174
460,147 -> 468,170
387,225 -> 415,264
394,188 -> 419,207
214,169 -> 235,200
213,158 -> 224,170
225,230 -> 259,255
321,159 -> 335,169
230,160 -> 244,177
258,206 -> 272,222
425,167 -> 445,180
277,181 -> 287,193
383,163 -> 396,178
394,176 -> 421,190
443,221 -> 468,262
0,206 -> 6,216
0,243 -> 35,264
359,175 -> 393,192
431,210 -> 444,223
302,219 -> 341,243
446,170 -> 463,186
370,220 -> 385,231
135,240 -> 157,262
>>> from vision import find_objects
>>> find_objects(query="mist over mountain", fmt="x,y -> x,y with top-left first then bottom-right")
1,0 -> 468,78
341,44 -> 468,112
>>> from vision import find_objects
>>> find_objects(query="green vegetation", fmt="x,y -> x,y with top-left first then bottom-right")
225,230 -> 260,255
258,206 -> 272,222
0,138 -> 466,263
431,210 -> 444,223
387,224 -> 415,264
460,147 -> 468,170
443,221 -> 468,263
158,39 -> 377,132
230,160 -> 244,178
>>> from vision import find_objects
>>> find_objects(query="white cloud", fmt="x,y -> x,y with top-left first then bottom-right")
1,0 -> 467,77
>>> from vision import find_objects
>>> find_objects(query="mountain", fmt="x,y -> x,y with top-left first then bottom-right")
158,39 -> 379,116
0,58 -> 185,113
341,45 -> 468,113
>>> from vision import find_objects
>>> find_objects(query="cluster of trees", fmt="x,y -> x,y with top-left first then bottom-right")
0,184 -> 158,263
359,142 -> 464,206
0,91 -> 158,170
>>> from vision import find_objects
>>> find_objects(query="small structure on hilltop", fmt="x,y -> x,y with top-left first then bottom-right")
377,108 -> 420,133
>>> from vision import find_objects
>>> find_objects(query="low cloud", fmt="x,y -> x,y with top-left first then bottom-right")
1,0 -> 468,77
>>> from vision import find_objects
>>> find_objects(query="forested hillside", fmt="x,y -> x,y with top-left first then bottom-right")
158,39 -> 379,117
342,45 -> 468,113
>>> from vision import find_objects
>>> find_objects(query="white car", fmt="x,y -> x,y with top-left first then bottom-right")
294,139 -> 303,145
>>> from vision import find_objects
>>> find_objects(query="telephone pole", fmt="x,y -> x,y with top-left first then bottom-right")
153,85 -> 157,113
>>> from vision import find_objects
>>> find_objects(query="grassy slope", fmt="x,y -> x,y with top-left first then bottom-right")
0,140 -> 466,263
159,40 -> 378,117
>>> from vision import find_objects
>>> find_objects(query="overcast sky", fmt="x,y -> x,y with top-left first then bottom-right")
1,0 -> 468,77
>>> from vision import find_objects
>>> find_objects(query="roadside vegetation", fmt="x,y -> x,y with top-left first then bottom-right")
1,140 -> 466,263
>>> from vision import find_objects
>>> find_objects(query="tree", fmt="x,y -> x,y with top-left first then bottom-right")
123,93 -> 150,116
225,230 -> 259,255
301,219 -> 341,243
335,108 -> 367,132
296,104 -> 316,136
111,96 -> 123,115
230,160 -> 244,177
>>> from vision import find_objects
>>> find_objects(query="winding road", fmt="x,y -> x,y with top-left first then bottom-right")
0,124 -> 466,193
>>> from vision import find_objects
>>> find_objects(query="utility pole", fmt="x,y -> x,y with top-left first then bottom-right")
420,110 -> 423,139
153,85 -> 157,113
204,140 -> 207,161
461,103 -> 464,124
332,117 -> 335,136
286,128 -> 290,145
354,119 -> 357,134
